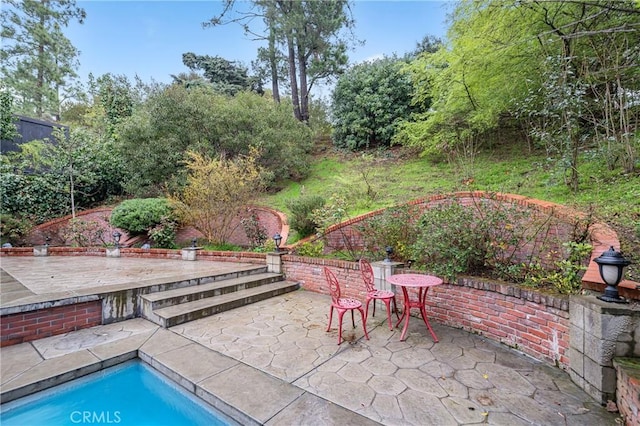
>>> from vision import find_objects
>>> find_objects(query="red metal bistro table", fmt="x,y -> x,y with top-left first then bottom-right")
387,273 -> 443,342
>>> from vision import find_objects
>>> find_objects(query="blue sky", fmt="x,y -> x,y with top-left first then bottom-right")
67,1 -> 453,86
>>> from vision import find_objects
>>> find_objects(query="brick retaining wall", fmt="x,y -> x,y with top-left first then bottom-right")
1,301 -> 102,347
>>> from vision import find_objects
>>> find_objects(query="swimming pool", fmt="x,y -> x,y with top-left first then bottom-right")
0,360 -> 235,425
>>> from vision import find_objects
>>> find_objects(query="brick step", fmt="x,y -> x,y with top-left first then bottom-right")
149,280 -> 300,328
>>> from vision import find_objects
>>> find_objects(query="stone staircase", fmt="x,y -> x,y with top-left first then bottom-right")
140,266 -> 299,328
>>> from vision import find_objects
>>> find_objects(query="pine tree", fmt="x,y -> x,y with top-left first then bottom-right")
1,0 -> 85,119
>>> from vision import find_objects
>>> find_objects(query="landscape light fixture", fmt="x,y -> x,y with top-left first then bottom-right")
191,238 -> 198,248
385,246 -> 393,263
594,246 -> 631,304
273,233 -> 282,253
112,231 -> 122,249
45,236 -> 51,247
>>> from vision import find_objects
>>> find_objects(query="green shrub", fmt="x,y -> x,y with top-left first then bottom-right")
0,214 -> 32,246
241,210 -> 267,248
295,240 -> 324,257
286,195 -> 325,238
148,216 -> 178,249
110,198 -> 176,234
411,202 -> 486,282
61,218 -> 109,247
357,205 -> 419,262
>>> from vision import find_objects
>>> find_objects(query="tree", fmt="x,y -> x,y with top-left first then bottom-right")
169,150 -> 264,244
116,86 -> 313,196
1,0 -> 86,119
396,0 -> 640,184
205,0 -> 358,122
181,52 -> 261,95
332,57 -> 415,150
0,89 -> 19,141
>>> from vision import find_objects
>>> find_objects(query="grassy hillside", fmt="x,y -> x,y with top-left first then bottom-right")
260,144 -> 640,280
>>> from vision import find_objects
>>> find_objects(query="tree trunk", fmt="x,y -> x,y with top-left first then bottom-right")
296,41 -> 309,123
287,34 -> 301,121
36,4 -> 46,117
269,28 -> 280,103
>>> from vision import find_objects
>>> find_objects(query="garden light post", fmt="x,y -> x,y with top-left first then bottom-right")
384,246 -> 393,263
113,231 -> 121,249
273,233 -> 282,253
594,246 -> 631,304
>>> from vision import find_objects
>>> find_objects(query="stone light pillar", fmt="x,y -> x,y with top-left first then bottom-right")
266,252 -> 286,274
181,247 -> 201,261
569,295 -> 640,404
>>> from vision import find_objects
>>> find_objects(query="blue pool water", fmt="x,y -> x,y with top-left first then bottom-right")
0,360 -> 232,426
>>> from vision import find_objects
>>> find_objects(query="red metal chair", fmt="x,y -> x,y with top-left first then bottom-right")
359,259 -> 399,330
324,267 -> 370,345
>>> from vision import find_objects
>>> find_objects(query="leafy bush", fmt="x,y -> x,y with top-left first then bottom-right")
410,202 -> 486,282
61,218 -> 110,247
286,195 -> 325,238
0,213 -> 32,246
148,216 -> 178,249
295,240 -> 324,257
110,198 -> 176,234
404,196 -> 594,294
240,210 -> 267,248
332,57 -> 415,150
357,205 -> 419,262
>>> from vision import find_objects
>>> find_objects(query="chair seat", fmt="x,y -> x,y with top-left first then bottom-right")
336,298 -> 362,309
369,290 -> 394,299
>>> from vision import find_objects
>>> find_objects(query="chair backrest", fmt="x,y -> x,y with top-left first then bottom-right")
359,259 -> 376,293
324,267 -> 342,304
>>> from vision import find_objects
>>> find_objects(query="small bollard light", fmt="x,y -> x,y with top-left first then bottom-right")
594,246 -> 631,303
191,237 -> 197,248
45,236 -> 51,247
384,246 -> 393,263
112,231 -> 122,249
273,233 -> 282,253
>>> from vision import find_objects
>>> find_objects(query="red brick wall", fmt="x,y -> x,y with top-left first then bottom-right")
1,301 -> 102,347
614,359 -> 640,426
27,205 -> 288,249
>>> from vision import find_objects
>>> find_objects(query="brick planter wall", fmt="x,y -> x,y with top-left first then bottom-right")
1,301 -> 102,347
613,358 -> 640,425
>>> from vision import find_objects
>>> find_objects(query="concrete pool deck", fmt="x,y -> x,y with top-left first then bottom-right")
0,256 -> 622,425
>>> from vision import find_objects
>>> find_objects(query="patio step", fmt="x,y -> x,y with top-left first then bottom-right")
140,272 -> 299,328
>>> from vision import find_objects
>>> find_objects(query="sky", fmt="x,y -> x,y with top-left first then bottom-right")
66,1 -> 454,88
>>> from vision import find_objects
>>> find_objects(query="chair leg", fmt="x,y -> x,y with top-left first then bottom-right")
358,308 -> 370,340
383,298 -> 393,330
391,296 -> 399,319
351,309 -> 355,328
364,298 -> 372,323
337,310 -> 346,345
326,306 -> 334,332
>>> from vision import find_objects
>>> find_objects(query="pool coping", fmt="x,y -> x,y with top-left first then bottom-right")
0,319 -> 378,425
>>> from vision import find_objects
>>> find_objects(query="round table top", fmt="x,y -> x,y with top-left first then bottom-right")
387,273 -> 443,288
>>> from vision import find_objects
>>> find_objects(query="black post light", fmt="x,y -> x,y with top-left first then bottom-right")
384,246 -> 393,263
191,238 -> 198,248
45,236 -> 51,247
273,233 -> 282,253
112,231 -> 122,249
594,246 -> 631,304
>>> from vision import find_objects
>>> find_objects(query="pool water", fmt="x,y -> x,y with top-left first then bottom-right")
0,360 -> 233,426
